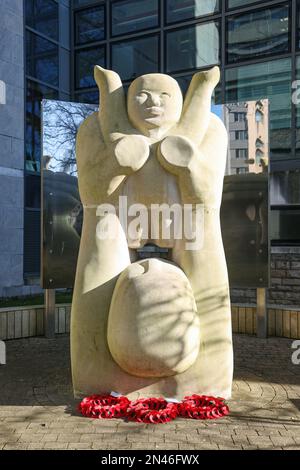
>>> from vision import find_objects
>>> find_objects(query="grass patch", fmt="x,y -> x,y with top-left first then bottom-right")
0,291 -> 73,309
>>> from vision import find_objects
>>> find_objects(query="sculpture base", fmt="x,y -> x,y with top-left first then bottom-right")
71,317 -> 233,401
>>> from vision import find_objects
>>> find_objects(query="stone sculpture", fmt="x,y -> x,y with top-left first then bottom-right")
71,65 -> 233,399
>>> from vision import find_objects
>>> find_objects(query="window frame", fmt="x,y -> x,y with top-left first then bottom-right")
74,3 -> 106,46
164,0 -> 221,26
75,45 -> 106,89
164,19 -> 221,74
226,0 -> 285,12
226,2 -> 291,65
26,30 -> 60,91
110,0 -> 160,38
110,33 -> 160,81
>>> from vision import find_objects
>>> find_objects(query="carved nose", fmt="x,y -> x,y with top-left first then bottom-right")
148,94 -> 161,106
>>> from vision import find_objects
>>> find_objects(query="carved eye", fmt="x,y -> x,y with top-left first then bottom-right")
137,92 -> 148,99
160,92 -> 171,98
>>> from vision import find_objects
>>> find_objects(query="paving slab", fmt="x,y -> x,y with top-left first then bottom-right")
0,334 -> 299,450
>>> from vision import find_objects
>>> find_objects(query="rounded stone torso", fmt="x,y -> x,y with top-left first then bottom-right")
107,258 -> 200,378
120,145 -> 181,248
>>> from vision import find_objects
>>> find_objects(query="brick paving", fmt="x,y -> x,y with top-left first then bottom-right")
0,334 -> 299,450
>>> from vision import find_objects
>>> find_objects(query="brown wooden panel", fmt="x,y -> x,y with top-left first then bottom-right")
291,311 -> 299,339
22,310 -> 30,337
283,310 -> 291,338
239,307 -> 246,334
246,307 -> 253,335
65,305 -> 71,333
231,306 -> 238,333
58,307 -> 66,334
275,309 -> 283,337
29,309 -> 37,337
36,309 -> 44,336
268,309 -> 276,337
253,308 -> 257,334
0,313 -> 7,340
7,313 -> 15,339
14,310 -> 22,338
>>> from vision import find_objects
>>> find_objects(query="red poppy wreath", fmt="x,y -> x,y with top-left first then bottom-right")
178,394 -> 229,420
126,397 -> 179,424
77,394 -> 130,419
77,394 -> 229,423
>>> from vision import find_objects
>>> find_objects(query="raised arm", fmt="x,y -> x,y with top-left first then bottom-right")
171,66 -> 220,145
94,65 -> 150,175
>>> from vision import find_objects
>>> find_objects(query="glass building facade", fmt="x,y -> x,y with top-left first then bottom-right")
23,0 -> 300,278
24,0 -> 71,275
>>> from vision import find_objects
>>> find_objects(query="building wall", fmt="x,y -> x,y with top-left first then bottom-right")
231,249 -> 300,308
0,1 -> 25,297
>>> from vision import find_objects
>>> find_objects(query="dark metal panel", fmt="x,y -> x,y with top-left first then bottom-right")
41,99 -> 97,288
221,173 -> 269,287
24,209 -> 41,276
42,168 -> 82,287
270,170 -> 300,206
270,208 -> 300,243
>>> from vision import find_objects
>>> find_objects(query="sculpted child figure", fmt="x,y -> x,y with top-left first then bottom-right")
71,65 -> 233,399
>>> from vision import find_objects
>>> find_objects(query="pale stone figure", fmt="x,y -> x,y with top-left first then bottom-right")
71,65 -> 233,399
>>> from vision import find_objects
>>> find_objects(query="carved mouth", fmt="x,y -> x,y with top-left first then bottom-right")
145,107 -> 163,116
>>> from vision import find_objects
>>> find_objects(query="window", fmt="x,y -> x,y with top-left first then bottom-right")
298,0 -> 300,50
111,0 -> 159,36
227,0 -> 263,9
176,75 -> 221,102
176,75 -> 194,96
227,5 -> 290,64
111,35 -> 159,81
235,130 -> 248,140
74,0 -> 100,6
255,149 -> 264,165
25,0 -> 58,41
25,174 -> 41,209
226,58 -> 292,160
294,56 -> 300,156
166,0 -> 220,24
75,90 -> 99,105
255,109 -> 263,123
26,31 -> 59,86
236,167 -> 248,174
166,21 -> 220,73
270,171 -> 300,205
234,112 -> 245,122
75,5 -> 105,45
236,149 -> 248,159
256,138 -> 264,148
76,46 -> 106,88
26,80 -> 58,172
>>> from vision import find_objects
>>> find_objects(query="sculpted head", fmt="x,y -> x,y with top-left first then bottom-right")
127,74 -> 183,136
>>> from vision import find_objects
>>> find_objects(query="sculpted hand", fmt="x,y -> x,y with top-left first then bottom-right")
156,66 -> 227,207
113,134 -> 149,173
157,66 -> 220,171
94,66 -> 150,174
157,135 -> 198,176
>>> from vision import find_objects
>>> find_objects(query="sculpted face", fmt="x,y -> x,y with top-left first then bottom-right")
127,74 -> 183,135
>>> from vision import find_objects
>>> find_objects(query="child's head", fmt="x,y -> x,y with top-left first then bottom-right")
127,74 -> 183,135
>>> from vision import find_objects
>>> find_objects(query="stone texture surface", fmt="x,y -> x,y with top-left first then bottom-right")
231,252 -> 300,308
72,66 -> 233,399
0,0 -> 24,298
0,333 -> 299,450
